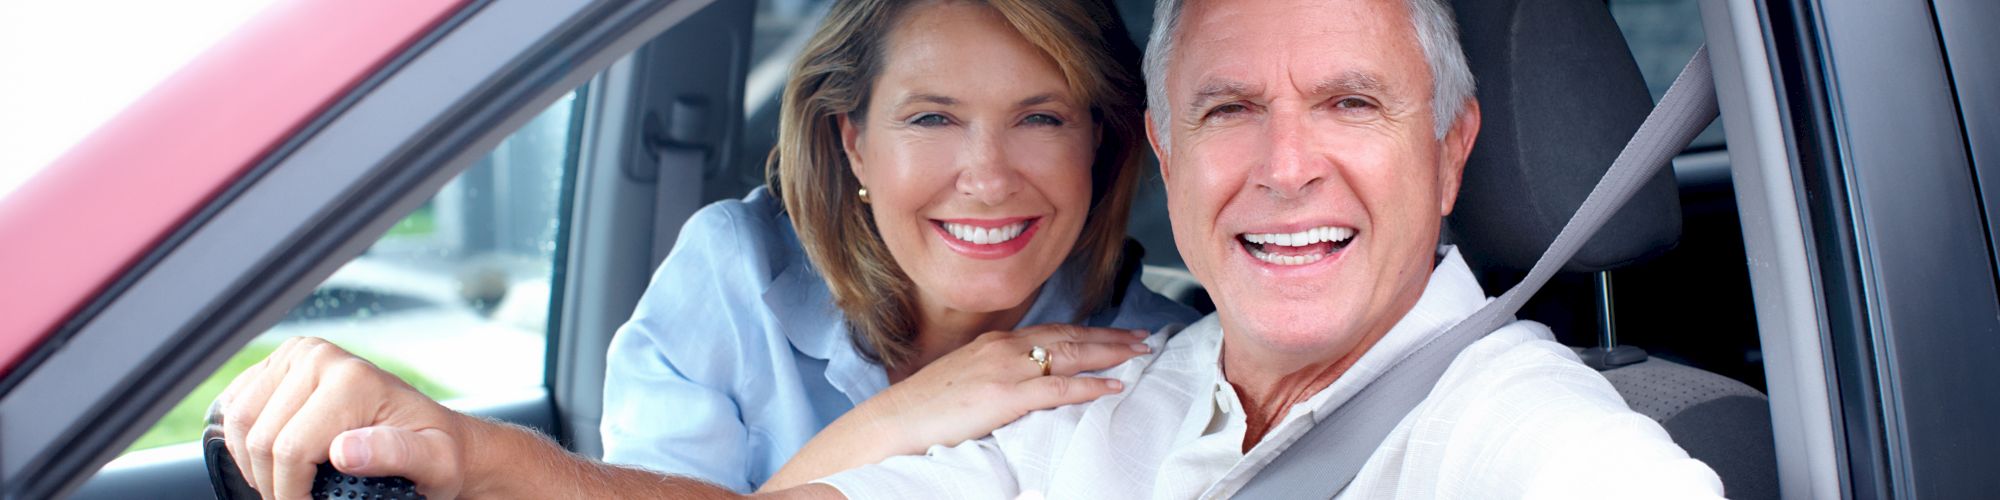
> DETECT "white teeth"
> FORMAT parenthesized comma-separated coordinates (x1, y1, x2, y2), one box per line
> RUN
(1242, 226, 1354, 266)
(943, 221, 1029, 245)
(1241, 226, 1355, 247)
(1248, 246, 1329, 266)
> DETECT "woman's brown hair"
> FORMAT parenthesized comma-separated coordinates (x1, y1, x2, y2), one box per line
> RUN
(767, 0, 1147, 369)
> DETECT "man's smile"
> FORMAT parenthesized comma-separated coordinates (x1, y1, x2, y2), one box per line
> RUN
(1237, 225, 1357, 266)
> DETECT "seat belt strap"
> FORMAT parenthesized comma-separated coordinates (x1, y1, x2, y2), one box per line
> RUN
(1233, 47, 1718, 499)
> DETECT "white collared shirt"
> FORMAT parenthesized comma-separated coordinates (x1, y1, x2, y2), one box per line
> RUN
(816, 247, 1724, 499)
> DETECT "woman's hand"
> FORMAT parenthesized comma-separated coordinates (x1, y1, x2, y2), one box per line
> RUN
(215, 337, 480, 499)
(760, 324, 1154, 491)
(872, 324, 1153, 450)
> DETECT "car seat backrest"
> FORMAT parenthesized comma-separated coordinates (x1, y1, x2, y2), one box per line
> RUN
(1446, 0, 1682, 273)
(1600, 357, 1779, 499)
(1444, 0, 1776, 497)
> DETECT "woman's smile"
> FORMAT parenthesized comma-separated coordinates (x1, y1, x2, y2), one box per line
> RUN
(930, 216, 1042, 259)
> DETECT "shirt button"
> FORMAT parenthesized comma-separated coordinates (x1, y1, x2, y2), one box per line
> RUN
(1214, 387, 1233, 414)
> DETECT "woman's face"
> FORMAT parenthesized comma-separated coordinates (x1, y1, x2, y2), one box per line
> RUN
(841, 1, 1098, 317)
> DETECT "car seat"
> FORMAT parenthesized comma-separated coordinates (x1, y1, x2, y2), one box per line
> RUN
(1445, 0, 1778, 497)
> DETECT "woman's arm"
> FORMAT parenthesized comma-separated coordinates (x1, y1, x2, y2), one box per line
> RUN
(597, 200, 775, 488)
(758, 324, 1151, 491)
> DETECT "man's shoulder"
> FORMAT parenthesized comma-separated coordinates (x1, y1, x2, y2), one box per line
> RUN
(1391, 320, 1723, 497)
(1439, 319, 1611, 405)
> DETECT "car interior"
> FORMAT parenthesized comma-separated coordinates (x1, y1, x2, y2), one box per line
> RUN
(56, 0, 1788, 498)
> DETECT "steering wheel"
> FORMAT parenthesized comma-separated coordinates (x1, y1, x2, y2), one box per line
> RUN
(202, 401, 426, 500)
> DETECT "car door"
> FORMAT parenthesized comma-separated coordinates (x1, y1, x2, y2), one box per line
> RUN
(1706, 0, 2000, 497)
(0, 0, 754, 497)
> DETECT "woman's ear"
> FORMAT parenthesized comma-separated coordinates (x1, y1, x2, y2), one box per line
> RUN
(839, 113, 868, 184)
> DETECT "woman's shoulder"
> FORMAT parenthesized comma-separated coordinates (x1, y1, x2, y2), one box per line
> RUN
(628, 187, 811, 338)
(617, 187, 825, 375)
(1097, 261, 1202, 333)
(669, 186, 801, 279)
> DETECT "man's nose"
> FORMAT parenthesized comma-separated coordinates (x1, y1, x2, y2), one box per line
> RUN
(957, 127, 1023, 206)
(1251, 110, 1329, 200)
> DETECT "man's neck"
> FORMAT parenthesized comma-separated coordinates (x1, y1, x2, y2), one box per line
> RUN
(1220, 324, 1392, 452)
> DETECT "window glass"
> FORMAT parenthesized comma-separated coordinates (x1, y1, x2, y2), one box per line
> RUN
(118, 91, 580, 455)
(1610, 0, 1725, 149)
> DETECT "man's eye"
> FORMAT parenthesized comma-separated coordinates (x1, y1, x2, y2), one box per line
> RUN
(1205, 103, 1249, 120)
(1022, 113, 1065, 127)
(911, 113, 950, 127)
(1334, 97, 1376, 110)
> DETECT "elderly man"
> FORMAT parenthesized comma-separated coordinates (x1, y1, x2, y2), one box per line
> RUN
(220, 0, 1724, 498)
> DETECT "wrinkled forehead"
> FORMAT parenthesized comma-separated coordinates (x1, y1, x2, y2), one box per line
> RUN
(1169, 0, 1429, 104)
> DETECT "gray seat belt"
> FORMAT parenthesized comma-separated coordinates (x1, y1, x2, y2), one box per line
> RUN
(1233, 47, 1718, 498)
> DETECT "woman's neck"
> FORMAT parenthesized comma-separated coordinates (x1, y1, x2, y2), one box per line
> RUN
(886, 289, 1041, 382)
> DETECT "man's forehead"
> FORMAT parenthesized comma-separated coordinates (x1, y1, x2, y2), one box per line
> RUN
(1171, 0, 1424, 95)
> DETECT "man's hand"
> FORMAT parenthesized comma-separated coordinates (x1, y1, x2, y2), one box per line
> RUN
(215, 337, 475, 499)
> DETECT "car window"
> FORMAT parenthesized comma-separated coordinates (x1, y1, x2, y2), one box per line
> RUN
(1609, 0, 1724, 150)
(0, 0, 280, 199)
(117, 91, 581, 456)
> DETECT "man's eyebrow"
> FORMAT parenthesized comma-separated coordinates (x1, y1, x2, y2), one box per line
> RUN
(1310, 71, 1389, 96)
(897, 92, 959, 107)
(1186, 80, 1257, 115)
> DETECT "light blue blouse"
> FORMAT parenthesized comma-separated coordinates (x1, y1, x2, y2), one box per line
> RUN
(599, 187, 1199, 492)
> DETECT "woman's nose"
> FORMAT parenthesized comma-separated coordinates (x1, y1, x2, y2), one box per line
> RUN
(956, 129, 1023, 206)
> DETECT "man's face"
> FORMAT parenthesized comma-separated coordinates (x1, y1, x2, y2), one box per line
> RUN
(1152, 0, 1478, 358)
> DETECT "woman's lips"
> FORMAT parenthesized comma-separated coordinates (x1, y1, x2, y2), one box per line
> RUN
(932, 217, 1040, 259)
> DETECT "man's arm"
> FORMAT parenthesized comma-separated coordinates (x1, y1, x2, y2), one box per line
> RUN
(459, 418, 843, 500)
(215, 336, 846, 500)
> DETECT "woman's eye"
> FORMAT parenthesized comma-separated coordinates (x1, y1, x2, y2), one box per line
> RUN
(911, 113, 950, 127)
(1022, 113, 1065, 127)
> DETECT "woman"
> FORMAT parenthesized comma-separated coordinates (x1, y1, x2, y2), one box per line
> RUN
(598, 0, 1194, 493)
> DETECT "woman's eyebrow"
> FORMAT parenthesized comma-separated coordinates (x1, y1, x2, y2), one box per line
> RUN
(898, 92, 959, 107)
(1015, 92, 1063, 108)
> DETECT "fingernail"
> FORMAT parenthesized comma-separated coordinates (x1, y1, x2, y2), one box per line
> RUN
(1130, 343, 1152, 353)
(1106, 379, 1124, 390)
(335, 430, 371, 470)
(1131, 329, 1150, 338)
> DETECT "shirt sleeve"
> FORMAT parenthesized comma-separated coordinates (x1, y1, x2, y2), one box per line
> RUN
(1412, 325, 1727, 499)
(812, 437, 1020, 500)
(600, 202, 764, 493)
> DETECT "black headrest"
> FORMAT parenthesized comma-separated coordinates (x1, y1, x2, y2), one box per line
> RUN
(1446, 0, 1682, 273)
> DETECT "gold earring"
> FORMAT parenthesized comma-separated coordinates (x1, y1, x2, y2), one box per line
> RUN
(858, 187, 871, 204)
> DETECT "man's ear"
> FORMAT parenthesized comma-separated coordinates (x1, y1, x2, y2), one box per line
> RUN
(1437, 99, 1480, 216)
(1145, 111, 1171, 183)
(839, 113, 868, 184)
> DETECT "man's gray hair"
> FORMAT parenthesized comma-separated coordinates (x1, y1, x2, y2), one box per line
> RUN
(1144, 0, 1476, 145)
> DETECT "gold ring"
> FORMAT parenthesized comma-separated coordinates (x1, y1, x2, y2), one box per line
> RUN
(1028, 345, 1052, 377)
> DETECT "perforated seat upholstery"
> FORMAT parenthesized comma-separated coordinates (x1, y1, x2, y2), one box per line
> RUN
(1596, 357, 1778, 499)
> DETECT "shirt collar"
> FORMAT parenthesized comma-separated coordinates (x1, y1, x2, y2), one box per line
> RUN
(1197, 245, 1489, 427)
(762, 224, 887, 403)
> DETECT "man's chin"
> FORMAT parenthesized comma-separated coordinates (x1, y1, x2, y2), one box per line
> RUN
(1218, 304, 1359, 358)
